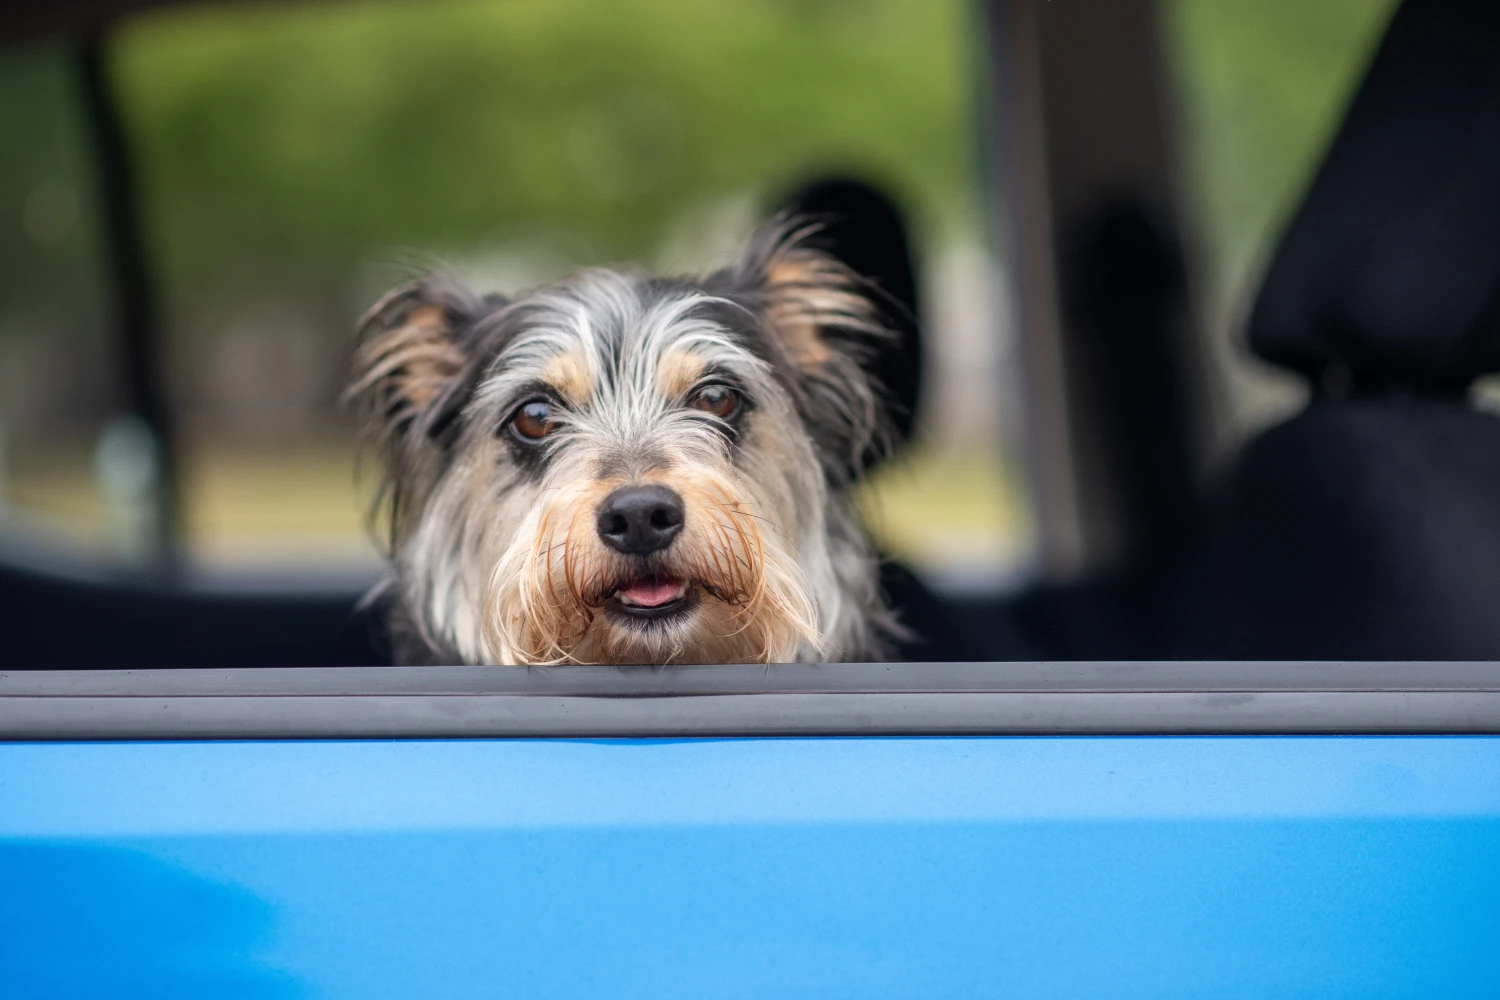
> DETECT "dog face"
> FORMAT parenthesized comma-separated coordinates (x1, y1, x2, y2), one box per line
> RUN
(349, 221, 898, 664)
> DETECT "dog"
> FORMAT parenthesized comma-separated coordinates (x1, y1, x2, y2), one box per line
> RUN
(348, 218, 903, 665)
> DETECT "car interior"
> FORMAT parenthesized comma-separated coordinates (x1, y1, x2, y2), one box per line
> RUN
(4, 0, 1497, 669)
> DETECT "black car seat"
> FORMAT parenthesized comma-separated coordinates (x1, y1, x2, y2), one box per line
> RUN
(0, 551, 384, 668)
(1169, 0, 1500, 659)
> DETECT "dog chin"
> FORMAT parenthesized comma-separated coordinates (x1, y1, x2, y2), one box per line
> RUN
(593, 578, 715, 662)
(576, 579, 767, 665)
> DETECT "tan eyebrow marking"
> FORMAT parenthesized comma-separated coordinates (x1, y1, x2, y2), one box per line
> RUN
(541, 349, 593, 405)
(657, 347, 709, 399)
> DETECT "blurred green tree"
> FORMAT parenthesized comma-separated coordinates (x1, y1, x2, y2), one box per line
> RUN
(111, 0, 977, 318)
(0, 0, 1402, 341)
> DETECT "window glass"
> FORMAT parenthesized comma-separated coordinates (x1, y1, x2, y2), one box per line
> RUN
(99, 0, 1028, 587)
(0, 46, 116, 559)
(1162, 0, 1401, 454)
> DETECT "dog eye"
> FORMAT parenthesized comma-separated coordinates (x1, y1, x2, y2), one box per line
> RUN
(509, 399, 558, 442)
(689, 384, 739, 420)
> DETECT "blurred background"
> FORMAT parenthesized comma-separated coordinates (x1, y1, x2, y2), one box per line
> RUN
(0, 0, 1396, 593)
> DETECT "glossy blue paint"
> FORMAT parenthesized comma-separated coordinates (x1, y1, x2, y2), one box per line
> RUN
(3, 737, 1498, 998)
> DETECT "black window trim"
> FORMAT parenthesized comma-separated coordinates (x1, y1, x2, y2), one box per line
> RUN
(3, 661, 1499, 740)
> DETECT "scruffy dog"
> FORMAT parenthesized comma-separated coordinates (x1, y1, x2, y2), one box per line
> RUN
(348, 219, 901, 665)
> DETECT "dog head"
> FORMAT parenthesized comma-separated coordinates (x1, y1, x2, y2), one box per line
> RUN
(349, 219, 899, 664)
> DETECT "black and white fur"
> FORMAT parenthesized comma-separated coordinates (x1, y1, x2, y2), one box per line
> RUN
(348, 219, 901, 664)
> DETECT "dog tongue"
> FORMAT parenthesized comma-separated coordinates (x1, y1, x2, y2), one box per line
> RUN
(617, 578, 685, 607)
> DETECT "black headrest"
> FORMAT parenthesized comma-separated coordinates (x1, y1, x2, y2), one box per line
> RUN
(1250, 0, 1500, 394)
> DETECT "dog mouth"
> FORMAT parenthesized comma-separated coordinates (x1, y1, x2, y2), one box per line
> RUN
(605, 576, 696, 622)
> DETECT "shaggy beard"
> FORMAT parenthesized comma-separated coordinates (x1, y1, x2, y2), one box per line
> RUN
(479, 471, 820, 665)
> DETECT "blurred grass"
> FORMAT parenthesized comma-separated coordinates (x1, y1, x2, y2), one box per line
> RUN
(5, 435, 373, 565)
(177, 437, 375, 564)
(856, 444, 1029, 581)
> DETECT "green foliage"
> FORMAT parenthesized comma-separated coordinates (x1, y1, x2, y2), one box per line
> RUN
(0, 48, 107, 326)
(0, 0, 1402, 331)
(110, 0, 979, 307)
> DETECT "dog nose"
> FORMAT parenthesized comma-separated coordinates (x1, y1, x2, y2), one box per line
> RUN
(596, 484, 684, 555)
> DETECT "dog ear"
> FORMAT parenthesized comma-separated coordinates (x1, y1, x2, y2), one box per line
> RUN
(732, 219, 894, 483)
(347, 276, 493, 451)
(735, 219, 887, 374)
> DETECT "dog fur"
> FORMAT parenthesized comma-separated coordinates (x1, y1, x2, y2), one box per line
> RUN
(348, 218, 901, 665)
